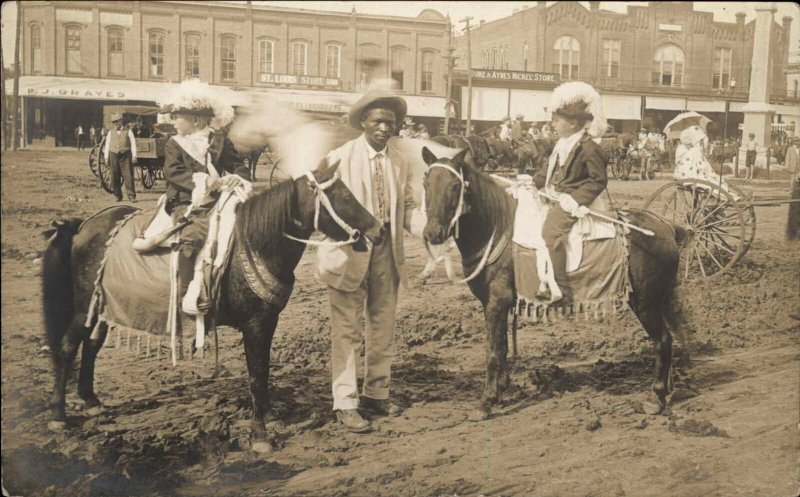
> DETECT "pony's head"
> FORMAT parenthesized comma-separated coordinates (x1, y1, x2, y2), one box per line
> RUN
(294, 157, 384, 251)
(421, 146, 469, 245)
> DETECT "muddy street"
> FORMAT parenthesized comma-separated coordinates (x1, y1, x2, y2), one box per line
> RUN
(2, 149, 798, 497)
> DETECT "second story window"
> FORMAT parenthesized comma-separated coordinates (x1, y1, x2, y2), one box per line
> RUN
(390, 47, 405, 89)
(66, 26, 82, 74)
(602, 39, 620, 79)
(185, 34, 200, 78)
(259, 39, 274, 74)
(421, 51, 434, 92)
(713, 47, 732, 89)
(221, 35, 236, 81)
(552, 36, 579, 80)
(653, 44, 684, 87)
(31, 24, 42, 73)
(291, 41, 307, 76)
(326, 44, 341, 78)
(108, 28, 124, 76)
(149, 32, 165, 77)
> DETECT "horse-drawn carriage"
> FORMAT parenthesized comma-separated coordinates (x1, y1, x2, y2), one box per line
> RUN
(88, 105, 176, 193)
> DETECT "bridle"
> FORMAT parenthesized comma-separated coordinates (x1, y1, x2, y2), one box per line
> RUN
(423, 160, 495, 284)
(283, 170, 363, 247)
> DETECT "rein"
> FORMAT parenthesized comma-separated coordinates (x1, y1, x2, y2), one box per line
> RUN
(283, 170, 362, 247)
(424, 161, 495, 284)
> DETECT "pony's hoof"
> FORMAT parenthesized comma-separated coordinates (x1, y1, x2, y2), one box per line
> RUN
(642, 396, 666, 415)
(251, 441, 274, 455)
(468, 407, 491, 422)
(48, 420, 68, 432)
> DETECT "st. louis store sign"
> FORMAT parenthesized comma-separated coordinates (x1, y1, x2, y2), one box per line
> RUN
(258, 73, 340, 89)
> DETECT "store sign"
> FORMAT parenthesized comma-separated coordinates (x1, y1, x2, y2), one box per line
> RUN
(258, 73, 340, 88)
(26, 87, 126, 99)
(471, 69, 559, 84)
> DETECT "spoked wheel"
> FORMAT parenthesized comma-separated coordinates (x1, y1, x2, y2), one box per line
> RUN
(726, 183, 757, 261)
(643, 179, 746, 280)
(88, 143, 102, 178)
(268, 159, 283, 189)
(141, 165, 156, 190)
(98, 150, 114, 194)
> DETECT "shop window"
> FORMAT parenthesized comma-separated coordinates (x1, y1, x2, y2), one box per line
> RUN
(326, 44, 341, 79)
(108, 28, 124, 76)
(359, 44, 379, 88)
(552, 36, 579, 80)
(653, 44, 684, 87)
(390, 47, 405, 89)
(185, 34, 200, 78)
(65, 25, 82, 74)
(259, 39, 274, 74)
(291, 41, 307, 76)
(421, 50, 434, 92)
(31, 24, 42, 73)
(221, 35, 236, 81)
(602, 39, 620, 79)
(713, 47, 732, 89)
(149, 31, 165, 77)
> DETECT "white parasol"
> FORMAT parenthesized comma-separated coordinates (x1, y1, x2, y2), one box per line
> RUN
(663, 111, 712, 140)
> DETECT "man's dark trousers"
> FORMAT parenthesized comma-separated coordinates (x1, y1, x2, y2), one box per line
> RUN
(109, 151, 136, 201)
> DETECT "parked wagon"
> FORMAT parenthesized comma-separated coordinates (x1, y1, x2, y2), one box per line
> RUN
(643, 179, 798, 280)
(88, 105, 175, 194)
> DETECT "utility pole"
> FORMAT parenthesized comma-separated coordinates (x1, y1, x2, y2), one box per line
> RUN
(1, 24, 6, 150)
(443, 21, 454, 135)
(460, 16, 473, 137)
(12, 0, 22, 151)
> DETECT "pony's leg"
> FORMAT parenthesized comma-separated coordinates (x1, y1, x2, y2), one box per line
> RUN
(77, 323, 109, 409)
(416, 256, 438, 285)
(49, 320, 89, 426)
(473, 291, 514, 420)
(633, 307, 673, 415)
(241, 312, 278, 447)
(443, 251, 456, 282)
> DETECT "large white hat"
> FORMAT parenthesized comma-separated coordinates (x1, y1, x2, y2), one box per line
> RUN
(547, 81, 607, 138)
(158, 79, 235, 129)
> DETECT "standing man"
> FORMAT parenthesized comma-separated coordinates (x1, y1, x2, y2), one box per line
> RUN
(76, 124, 85, 150)
(511, 114, 524, 141)
(89, 125, 97, 147)
(744, 133, 758, 180)
(103, 113, 138, 202)
(317, 89, 416, 433)
(499, 117, 512, 141)
(785, 136, 799, 188)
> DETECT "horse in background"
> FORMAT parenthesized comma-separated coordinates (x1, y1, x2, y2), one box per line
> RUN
(420, 146, 690, 421)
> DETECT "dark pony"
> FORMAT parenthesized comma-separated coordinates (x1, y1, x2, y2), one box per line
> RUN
(420, 147, 690, 420)
(41, 160, 383, 449)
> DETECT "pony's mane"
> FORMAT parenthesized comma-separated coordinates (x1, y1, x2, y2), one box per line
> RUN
(458, 158, 514, 234)
(236, 179, 295, 254)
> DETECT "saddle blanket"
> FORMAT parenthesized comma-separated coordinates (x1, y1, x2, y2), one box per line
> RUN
(513, 235, 630, 321)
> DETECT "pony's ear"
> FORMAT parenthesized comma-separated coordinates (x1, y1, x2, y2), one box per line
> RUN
(326, 158, 341, 175)
(452, 148, 468, 165)
(421, 146, 438, 167)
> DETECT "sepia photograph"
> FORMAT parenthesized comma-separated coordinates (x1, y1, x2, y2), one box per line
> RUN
(1, 1, 799, 496)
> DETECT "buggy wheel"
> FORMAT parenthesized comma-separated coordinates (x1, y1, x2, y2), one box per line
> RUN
(268, 159, 283, 189)
(88, 144, 101, 178)
(141, 165, 156, 190)
(643, 179, 746, 280)
(98, 151, 114, 194)
(726, 183, 757, 260)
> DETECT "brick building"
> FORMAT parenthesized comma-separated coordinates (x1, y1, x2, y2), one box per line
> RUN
(453, 1, 799, 137)
(14, 1, 450, 146)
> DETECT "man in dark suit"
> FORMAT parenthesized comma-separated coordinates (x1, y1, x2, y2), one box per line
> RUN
(533, 82, 608, 303)
(160, 83, 249, 312)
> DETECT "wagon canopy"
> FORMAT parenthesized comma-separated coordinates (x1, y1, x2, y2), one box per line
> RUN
(102, 105, 160, 129)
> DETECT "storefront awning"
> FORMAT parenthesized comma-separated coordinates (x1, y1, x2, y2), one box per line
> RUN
(463, 87, 509, 121)
(509, 89, 551, 122)
(646, 96, 687, 111)
(685, 99, 725, 113)
(603, 94, 642, 120)
(9, 75, 251, 106)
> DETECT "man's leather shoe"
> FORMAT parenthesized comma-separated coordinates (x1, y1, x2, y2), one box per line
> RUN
(335, 409, 371, 433)
(360, 397, 404, 417)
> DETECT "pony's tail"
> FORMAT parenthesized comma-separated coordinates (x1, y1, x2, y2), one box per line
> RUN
(666, 222, 692, 358)
(41, 218, 82, 371)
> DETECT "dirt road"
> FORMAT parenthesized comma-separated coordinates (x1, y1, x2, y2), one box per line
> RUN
(2, 149, 798, 497)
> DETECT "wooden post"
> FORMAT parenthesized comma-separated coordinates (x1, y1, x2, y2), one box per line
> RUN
(443, 21, 454, 136)
(11, 0, 22, 151)
(766, 146, 771, 179)
(460, 17, 473, 137)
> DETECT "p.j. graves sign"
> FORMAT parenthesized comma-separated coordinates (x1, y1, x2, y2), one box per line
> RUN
(471, 69, 559, 84)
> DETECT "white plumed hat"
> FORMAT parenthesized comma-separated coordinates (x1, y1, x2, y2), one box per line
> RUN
(158, 79, 235, 129)
(547, 81, 607, 138)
